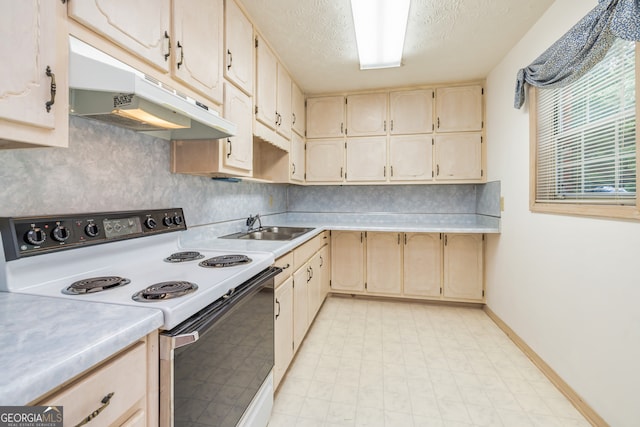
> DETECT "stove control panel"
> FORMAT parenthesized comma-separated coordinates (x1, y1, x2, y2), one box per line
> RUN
(0, 208, 187, 260)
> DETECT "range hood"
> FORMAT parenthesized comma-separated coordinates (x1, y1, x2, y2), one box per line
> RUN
(68, 37, 236, 140)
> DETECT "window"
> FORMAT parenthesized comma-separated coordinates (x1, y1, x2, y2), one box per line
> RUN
(531, 39, 639, 219)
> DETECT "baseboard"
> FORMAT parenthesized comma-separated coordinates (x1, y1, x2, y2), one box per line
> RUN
(483, 306, 609, 427)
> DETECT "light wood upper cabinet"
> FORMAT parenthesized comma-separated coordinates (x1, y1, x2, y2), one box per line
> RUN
(435, 85, 483, 132)
(0, 0, 68, 149)
(290, 132, 305, 183)
(224, 0, 253, 95)
(68, 0, 171, 72)
(435, 133, 482, 180)
(306, 139, 344, 182)
(331, 231, 365, 292)
(389, 135, 433, 181)
(443, 234, 484, 301)
(255, 34, 277, 130)
(346, 93, 387, 137)
(291, 82, 305, 137)
(366, 232, 402, 295)
(172, 0, 223, 104)
(274, 276, 293, 389)
(306, 96, 345, 138)
(390, 89, 434, 135)
(276, 65, 292, 139)
(223, 82, 253, 172)
(404, 233, 441, 297)
(346, 137, 387, 182)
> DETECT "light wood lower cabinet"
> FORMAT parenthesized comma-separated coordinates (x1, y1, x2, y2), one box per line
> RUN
(366, 232, 402, 295)
(34, 332, 158, 427)
(330, 231, 484, 303)
(273, 232, 330, 390)
(274, 276, 293, 389)
(443, 233, 484, 301)
(403, 233, 442, 297)
(331, 231, 365, 292)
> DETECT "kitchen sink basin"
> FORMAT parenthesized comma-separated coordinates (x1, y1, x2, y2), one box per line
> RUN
(221, 226, 315, 241)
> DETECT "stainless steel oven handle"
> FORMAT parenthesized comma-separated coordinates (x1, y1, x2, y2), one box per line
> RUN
(174, 331, 199, 349)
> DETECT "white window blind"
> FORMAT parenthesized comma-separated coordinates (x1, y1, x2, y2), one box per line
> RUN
(536, 39, 636, 205)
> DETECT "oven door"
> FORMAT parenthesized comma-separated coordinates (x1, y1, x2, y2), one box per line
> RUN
(159, 266, 280, 427)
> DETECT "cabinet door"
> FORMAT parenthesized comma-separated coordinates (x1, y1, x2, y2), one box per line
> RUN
(389, 135, 433, 181)
(435, 85, 483, 132)
(319, 245, 331, 301)
(68, 0, 171, 71)
(306, 96, 345, 138)
(366, 232, 402, 295)
(172, 0, 223, 104)
(224, 0, 253, 95)
(274, 277, 294, 389)
(443, 234, 484, 301)
(293, 265, 310, 351)
(307, 252, 323, 322)
(346, 137, 387, 182)
(290, 132, 305, 182)
(0, 1, 68, 148)
(390, 89, 434, 135)
(171, 0, 224, 104)
(223, 83, 253, 171)
(276, 65, 292, 139)
(435, 134, 482, 180)
(404, 233, 441, 297)
(346, 93, 387, 136)
(291, 82, 306, 137)
(306, 139, 345, 182)
(255, 35, 277, 130)
(331, 231, 365, 292)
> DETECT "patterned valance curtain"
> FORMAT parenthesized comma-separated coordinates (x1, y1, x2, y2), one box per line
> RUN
(514, 0, 640, 109)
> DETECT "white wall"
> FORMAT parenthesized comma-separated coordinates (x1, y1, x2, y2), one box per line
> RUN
(485, 1, 640, 426)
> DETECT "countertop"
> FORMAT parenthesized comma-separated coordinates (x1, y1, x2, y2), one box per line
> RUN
(0, 293, 163, 405)
(180, 212, 501, 258)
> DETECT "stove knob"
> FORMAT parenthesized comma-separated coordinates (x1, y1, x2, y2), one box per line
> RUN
(52, 225, 70, 242)
(163, 216, 173, 226)
(25, 228, 47, 245)
(173, 215, 184, 226)
(85, 223, 100, 237)
(145, 217, 157, 229)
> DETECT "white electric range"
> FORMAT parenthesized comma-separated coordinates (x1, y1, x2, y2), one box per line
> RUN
(0, 208, 277, 427)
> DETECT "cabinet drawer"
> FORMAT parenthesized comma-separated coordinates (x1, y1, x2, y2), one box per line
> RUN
(274, 252, 294, 288)
(38, 342, 146, 427)
(293, 232, 327, 270)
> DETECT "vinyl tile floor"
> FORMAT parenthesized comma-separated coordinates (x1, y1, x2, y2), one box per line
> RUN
(269, 296, 591, 427)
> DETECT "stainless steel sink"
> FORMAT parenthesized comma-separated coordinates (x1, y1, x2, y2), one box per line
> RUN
(221, 226, 315, 241)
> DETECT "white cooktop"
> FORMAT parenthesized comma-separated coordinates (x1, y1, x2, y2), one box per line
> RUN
(1, 233, 274, 329)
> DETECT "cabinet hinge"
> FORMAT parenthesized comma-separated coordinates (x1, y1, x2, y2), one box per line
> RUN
(432, 91, 435, 98)
(482, 234, 485, 241)
(432, 123, 434, 131)
(440, 287, 443, 295)
(345, 98, 348, 104)
(304, 172, 307, 180)
(255, 37, 258, 48)
(255, 105, 258, 115)
(345, 172, 347, 179)
(432, 138, 434, 146)
(481, 136, 483, 143)
(365, 282, 367, 290)
(345, 128, 348, 135)
(344, 142, 347, 149)
(482, 290, 485, 297)
(432, 171, 434, 178)
(481, 88, 484, 95)
(305, 100, 307, 108)
(329, 280, 332, 288)
(305, 143, 307, 150)
(481, 169, 484, 177)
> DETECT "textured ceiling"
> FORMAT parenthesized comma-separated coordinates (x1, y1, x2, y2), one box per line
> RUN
(238, 0, 554, 95)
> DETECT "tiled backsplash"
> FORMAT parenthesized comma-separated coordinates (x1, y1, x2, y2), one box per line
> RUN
(0, 117, 499, 226)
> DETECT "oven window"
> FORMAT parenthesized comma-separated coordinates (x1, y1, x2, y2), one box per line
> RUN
(173, 286, 274, 427)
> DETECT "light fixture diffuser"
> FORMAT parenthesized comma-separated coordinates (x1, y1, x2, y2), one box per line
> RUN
(350, 0, 411, 70)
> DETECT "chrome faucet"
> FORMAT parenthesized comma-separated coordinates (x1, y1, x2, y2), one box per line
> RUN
(246, 214, 262, 232)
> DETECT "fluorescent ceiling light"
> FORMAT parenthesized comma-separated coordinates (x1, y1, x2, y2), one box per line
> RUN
(350, 0, 411, 70)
